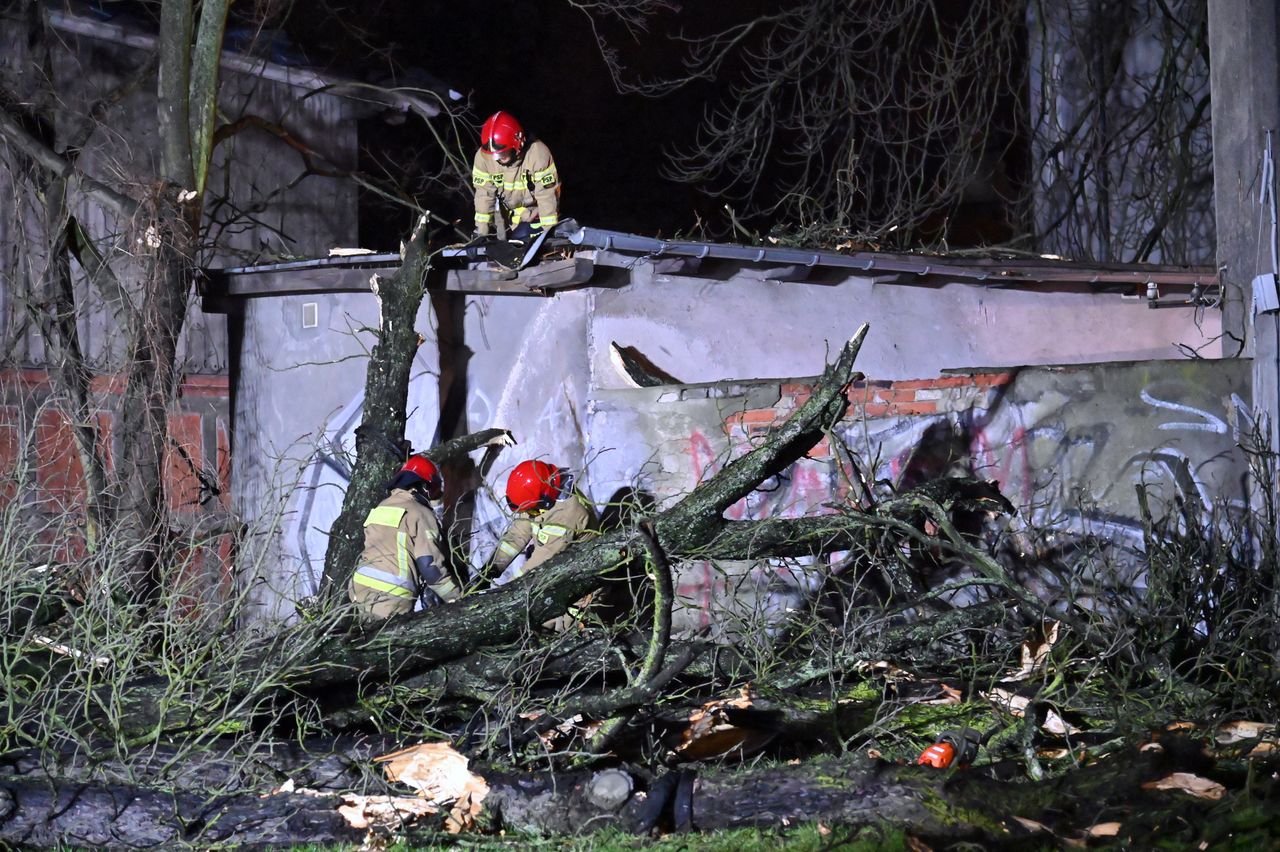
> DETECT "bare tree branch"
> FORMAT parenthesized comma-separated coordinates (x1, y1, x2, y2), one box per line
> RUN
(0, 102, 138, 217)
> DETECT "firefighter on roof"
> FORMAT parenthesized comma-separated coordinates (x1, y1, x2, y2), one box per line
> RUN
(472, 110, 560, 241)
(349, 454, 459, 620)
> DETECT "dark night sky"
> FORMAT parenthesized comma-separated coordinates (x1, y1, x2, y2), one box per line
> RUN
(285, 0, 736, 243)
(82, 1, 1025, 248)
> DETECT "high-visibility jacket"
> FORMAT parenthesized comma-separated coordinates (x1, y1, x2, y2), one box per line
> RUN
(489, 489, 597, 578)
(472, 139, 560, 236)
(349, 489, 456, 618)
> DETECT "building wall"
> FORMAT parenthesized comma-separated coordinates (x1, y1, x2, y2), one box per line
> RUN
(0, 13, 359, 375)
(0, 370, 232, 602)
(588, 264, 1223, 387)
(0, 11, 359, 613)
(235, 258, 1234, 623)
(585, 358, 1251, 636)
(1028, 0, 1214, 266)
(245, 288, 594, 621)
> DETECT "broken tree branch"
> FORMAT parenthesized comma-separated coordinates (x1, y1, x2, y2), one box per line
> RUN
(300, 325, 871, 693)
(0, 103, 139, 217)
(583, 522, 674, 758)
(320, 215, 433, 598)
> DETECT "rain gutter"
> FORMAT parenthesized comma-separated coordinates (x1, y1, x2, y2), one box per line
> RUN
(566, 226, 1216, 288)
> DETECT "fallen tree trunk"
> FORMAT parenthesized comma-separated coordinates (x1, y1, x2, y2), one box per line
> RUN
(473, 735, 1245, 845)
(0, 774, 361, 848)
(104, 325, 873, 735)
(0, 735, 394, 792)
(81, 323, 1044, 752)
(0, 737, 1225, 847)
(300, 324, 871, 689)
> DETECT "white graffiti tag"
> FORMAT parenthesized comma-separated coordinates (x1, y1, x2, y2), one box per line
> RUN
(1140, 387, 1227, 433)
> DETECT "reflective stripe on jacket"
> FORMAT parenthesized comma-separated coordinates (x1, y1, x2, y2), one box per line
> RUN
(489, 489, 598, 578)
(351, 489, 452, 601)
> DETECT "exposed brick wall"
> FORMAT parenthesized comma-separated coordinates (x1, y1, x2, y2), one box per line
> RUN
(727, 371, 1018, 441)
(594, 360, 1249, 640)
(703, 370, 1023, 534)
(0, 405, 24, 505)
(0, 369, 233, 601)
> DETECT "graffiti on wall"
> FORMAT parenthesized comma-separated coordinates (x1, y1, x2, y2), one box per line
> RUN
(280, 297, 591, 601)
(604, 362, 1250, 635)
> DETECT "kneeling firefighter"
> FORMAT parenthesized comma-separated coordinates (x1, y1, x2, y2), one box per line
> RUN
(349, 454, 460, 620)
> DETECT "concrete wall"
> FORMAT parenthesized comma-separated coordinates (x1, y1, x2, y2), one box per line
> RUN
(589, 264, 1222, 386)
(245, 287, 595, 621)
(237, 257, 1235, 623)
(586, 358, 1250, 635)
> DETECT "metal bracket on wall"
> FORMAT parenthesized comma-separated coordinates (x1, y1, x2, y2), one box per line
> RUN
(1254, 273, 1280, 315)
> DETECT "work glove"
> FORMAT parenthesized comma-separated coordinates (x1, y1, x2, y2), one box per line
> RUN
(464, 232, 488, 261)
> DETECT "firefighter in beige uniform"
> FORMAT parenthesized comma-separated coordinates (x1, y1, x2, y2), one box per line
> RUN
(349, 455, 459, 620)
(472, 110, 560, 240)
(486, 460, 597, 604)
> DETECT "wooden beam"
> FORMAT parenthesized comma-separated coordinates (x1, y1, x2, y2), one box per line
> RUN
(445, 258, 596, 295)
(201, 258, 598, 311)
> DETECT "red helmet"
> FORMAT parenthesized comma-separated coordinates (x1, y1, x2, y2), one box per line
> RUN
(481, 110, 525, 164)
(505, 460, 562, 513)
(400, 454, 443, 499)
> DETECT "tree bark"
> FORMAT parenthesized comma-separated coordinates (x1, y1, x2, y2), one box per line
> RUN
(112, 197, 196, 599)
(460, 738, 1225, 843)
(0, 774, 360, 848)
(0, 736, 1241, 847)
(320, 216, 433, 599)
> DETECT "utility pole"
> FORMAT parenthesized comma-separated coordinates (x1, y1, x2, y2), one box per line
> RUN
(1208, 0, 1280, 448)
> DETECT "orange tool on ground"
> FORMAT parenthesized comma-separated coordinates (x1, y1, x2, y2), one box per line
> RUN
(917, 728, 983, 769)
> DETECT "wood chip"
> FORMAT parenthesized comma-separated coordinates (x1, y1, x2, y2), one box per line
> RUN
(374, 742, 489, 832)
(1215, 720, 1275, 744)
(1011, 816, 1051, 834)
(921, 683, 963, 705)
(673, 685, 775, 760)
(337, 794, 439, 830)
(1036, 748, 1071, 760)
(1008, 621, 1060, 681)
(1086, 822, 1122, 837)
(985, 687, 1029, 716)
(1042, 708, 1081, 736)
(983, 688, 1080, 734)
(1141, 773, 1226, 801)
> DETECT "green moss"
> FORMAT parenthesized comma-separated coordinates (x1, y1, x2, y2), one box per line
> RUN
(376, 823, 914, 850)
(892, 701, 986, 730)
(914, 782, 1006, 835)
(288, 823, 918, 851)
(839, 681, 883, 703)
(211, 718, 248, 735)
